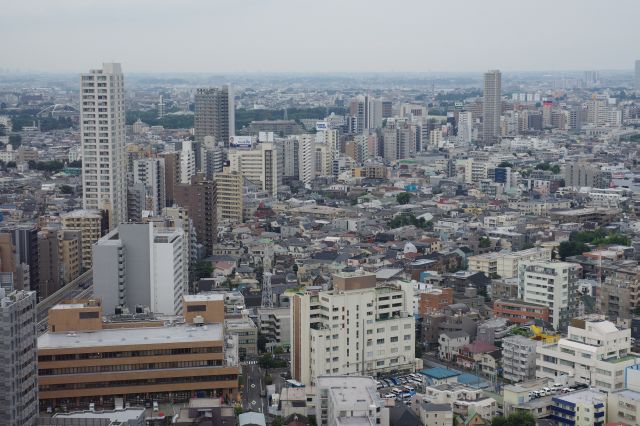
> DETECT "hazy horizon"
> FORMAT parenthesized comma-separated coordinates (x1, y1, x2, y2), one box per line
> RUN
(2, 0, 639, 74)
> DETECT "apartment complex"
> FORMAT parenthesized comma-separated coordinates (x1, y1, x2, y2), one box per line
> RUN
(132, 157, 166, 215)
(518, 261, 581, 331)
(228, 142, 280, 196)
(38, 299, 239, 410)
(315, 376, 389, 426)
(468, 247, 552, 279)
(0, 290, 38, 426)
(482, 69, 502, 145)
(549, 389, 607, 426)
(493, 299, 550, 324)
(174, 173, 217, 255)
(214, 169, 244, 224)
(501, 335, 537, 382)
(194, 86, 235, 146)
(80, 63, 127, 229)
(536, 318, 636, 391)
(57, 229, 83, 283)
(61, 209, 105, 269)
(291, 272, 415, 385)
(93, 222, 185, 315)
(258, 307, 291, 350)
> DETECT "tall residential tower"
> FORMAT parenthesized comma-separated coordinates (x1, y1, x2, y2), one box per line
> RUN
(80, 63, 127, 229)
(194, 86, 235, 146)
(482, 69, 502, 145)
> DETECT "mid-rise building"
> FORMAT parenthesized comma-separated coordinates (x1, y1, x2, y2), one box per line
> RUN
(179, 140, 196, 184)
(38, 228, 61, 298)
(482, 70, 502, 145)
(93, 222, 185, 315)
(174, 173, 217, 255)
(228, 142, 280, 196)
(0, 289, 38, 426)
(501, 335, 537, 383)
(258, 307, 291, 351)
(61, 209, 105, 270)
(38, 299, 239, 410)
(57, 229, 82, 283)
(536, 318, 636, 391)
(493, 299, 550, 324)
(194, 86, 235, 146)
(80, 63, 127, 229)
(133, 157, 166, 215)
(0, 225, 39, 297)
(468, 247, 552, 279)
(292, 273, 415, 385)
(315, 376, 389, 426)
(518, 261, 581, 331)
(549, 389, 606, 426)
(215, 169, 244, 224)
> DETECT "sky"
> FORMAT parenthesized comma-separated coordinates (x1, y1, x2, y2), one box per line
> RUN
(2, 0, 639, 74)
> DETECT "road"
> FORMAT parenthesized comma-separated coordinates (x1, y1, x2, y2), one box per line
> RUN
(36, 270, 93, 334)
(242, 363, 265, 414)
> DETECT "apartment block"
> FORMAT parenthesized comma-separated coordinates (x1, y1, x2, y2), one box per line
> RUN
(38, 299, 239, 411)
(0, 289, 38, 426)
(228, 142, 280, 196)
(292, 272, 415, 385)
(550, 389, 606, 426)
(518, 261, 581, 331)
(174, 173, 217, 255)
(468, 247, 552, 279)
(418, 287, 453, 315)
(536, 319, 636, 391)
(501, 335, 538, 382)
(214, 169, 244, 224)
(93, 222, 185, 315)
(315, 376, 389, 426)
(57, 229, 82, 283)
(61, 209, 105, 269)
(258, 307, 291, 351)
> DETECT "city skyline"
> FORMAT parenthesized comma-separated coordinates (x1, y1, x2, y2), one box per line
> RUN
(2, 0, 639, 73)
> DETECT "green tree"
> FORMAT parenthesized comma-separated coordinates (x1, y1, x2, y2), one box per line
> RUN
(558, 241, 590, 260)
(257, 333, 268, 353)
(479, 236, 491, 248)
(491, 411, 535, 426)
(60, 185, 74, 194)
(497, 161, 513, 168)
(396, 192, 411, 205)
(191, 261, 213, 281)
(271, 416, 284, 426)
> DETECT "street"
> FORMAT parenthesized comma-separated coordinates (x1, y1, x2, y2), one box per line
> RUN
(242, 363, 266, 414)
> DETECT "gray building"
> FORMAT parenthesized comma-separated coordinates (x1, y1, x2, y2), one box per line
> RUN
(0, 289, 38, 426)
(501, 335, 537, 383)
(93, 222, 185, 315)
(636, 59, 640, 91)
(257, 307, 291, 351)
(0, 225, 39, 298)
(194, 86, 235, 147)
(482, 69, 502, 145)
(564, 162, 611, 189)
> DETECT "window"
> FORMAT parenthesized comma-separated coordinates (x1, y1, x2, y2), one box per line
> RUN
(79, 311, 99, 319)
(187, 304, 206, 312)
(404, 334, 412, 341)
(377, 339, 385, 344)
(390, 337, 399, 343)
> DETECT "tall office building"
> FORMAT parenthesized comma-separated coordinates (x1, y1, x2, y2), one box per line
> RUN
(133, 157, 166, 215)
(636, 60, 640, 91)
(174, 173, 217, 255)
(93, 222, 185, 315)
(80, 63, 127, 229)
(482, 69, 502, 145)
(0, 289, 38, 426)
(194, 86, 235, 146)
(291, 272, 415, 386)
(228, 143, 280, 196)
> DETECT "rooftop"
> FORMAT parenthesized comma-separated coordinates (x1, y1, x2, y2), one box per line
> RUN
(420, 367, 460, 380)
(184, 293, 224, 302)
(38, 323, 224, 350)
(553, 389, 606, 405)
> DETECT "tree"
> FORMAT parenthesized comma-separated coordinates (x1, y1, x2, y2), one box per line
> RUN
(60, 185, 74, 195)
(497, 161, 513, 168)
(257, 333, 268, 353)
(265, 373, 273, 386)
(491, 411, 535, 426)
(271, 417, 284, 426)
(396, 192, 411, 205)
(479, 236, 491, 248)
(558, 241, 590, 260)
(191, 261, 213, 281)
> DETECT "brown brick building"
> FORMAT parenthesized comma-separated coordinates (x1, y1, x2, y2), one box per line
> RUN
(418, 288, 454, 315)
(493, 299, 550, 324)
(174, 173, 217, 254)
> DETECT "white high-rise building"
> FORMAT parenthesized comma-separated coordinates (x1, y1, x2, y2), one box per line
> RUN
(179, 140, 196, 184)
(291, 272, 416, 386)
(518, 261, 581, 331)
(482, 69, 502, 145)
(0, 289, 38, 426)
(298, 134, 315, 184)
(80, 63, 127, 229)
(133, 158, 166, 215)
(93, 222, 185, 315)
(458, 111, 473, 143)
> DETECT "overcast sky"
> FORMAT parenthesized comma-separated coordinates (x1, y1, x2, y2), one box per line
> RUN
(2, 0, 638, 74)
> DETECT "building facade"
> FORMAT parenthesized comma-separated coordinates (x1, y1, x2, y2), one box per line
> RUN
(482, 70, 502, 145)
(194, 86, 235, 146)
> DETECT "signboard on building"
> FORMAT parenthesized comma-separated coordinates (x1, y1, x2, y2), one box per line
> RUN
(229, 136, 253, 149)
(315, 122, 328, 131)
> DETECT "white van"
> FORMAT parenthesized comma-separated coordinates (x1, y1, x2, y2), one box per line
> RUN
(391, 387, 403, 395)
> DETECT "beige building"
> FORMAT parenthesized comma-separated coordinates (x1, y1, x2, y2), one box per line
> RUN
(61, 209, 103, 269)
(228, 143, 279, 196)
(214, 169, 244, 224)
(57, 229, 82, 283)
(468, 247, 552, 278)
(292, 272, 416, 385)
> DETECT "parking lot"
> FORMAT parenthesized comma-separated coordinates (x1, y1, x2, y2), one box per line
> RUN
(375, 373, 422, 404)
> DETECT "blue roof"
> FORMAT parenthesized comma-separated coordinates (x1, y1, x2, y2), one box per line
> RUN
(420, 367, 460, 379)
(457, 373, 490, 389)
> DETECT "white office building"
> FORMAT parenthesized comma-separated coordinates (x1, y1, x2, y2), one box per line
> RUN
(536, 318, 636, 391)
(292, 272, 415, 386)
(80, 63, 127, 229)
(133, 158, 166, 214)
(0, 290, 38, 426)
(93, 222, 185, 315)
(179, 140, 196, 184)
(518, 261, 581, 331)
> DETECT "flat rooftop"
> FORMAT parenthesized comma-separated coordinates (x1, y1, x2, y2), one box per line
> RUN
(53, 408, 145, 421)
(184, 293, 224, 302)
(554, 389, 606, 404)
(38, 323, 224, 350)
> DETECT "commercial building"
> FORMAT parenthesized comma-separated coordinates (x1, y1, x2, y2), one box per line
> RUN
(61, 209, 105, 270)
(482, 70, 502, 145)
(0, 224, 39, 296)
(214, 169, 244, 224)
(228, 142, 280, 196)
(132, 157, 166, 215)
(492, 299, 550, 325)
(38, 299, 239, 411)
(225, 316, 258, 361)
(80, 63, 127, 229)
(501, 335, 538, 382)
(518, 261, 581, 331)
(194, 86, 235, 146)
(0, 289, 38, 426)
(315, 376, 389, 426)
(536, 318, 636, 391)
(93, 222, 185, 315)
(291, 272, 416, 385)
(57, 229, 83, 283)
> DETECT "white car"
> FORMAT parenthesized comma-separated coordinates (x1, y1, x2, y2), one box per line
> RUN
(384, 393, 396, 398)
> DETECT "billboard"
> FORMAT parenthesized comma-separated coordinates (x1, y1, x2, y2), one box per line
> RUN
(229, 136, 253, 149)
(315, 121, 328, 131)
